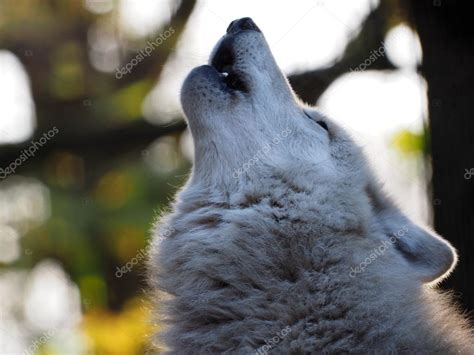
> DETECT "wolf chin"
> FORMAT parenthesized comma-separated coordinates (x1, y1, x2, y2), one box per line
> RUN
(148, 18, 473, 353)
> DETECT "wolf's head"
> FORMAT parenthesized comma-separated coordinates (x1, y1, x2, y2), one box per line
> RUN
(181, 18, 348, 189)
(180, 17, 455, 291)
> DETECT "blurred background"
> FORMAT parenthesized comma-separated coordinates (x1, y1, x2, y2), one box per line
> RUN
(0, 0, 472, 354)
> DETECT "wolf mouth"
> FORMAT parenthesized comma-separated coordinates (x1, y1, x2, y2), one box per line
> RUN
(209, 18, 261, 93)
(211, 38, 248, 92)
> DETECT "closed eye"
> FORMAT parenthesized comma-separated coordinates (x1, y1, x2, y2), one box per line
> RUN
(316, 120, 328, 131)
(304, 112, 329, 132)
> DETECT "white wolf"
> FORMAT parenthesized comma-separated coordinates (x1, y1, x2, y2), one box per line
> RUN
(149, 18, 473, 353)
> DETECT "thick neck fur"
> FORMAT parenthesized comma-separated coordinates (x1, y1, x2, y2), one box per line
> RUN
(149, 173, 473, 354)
(149, 17, 473, 354)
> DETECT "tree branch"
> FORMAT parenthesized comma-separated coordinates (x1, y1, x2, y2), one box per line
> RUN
(0, 119, 187, 170)
(288, 2, 395, 104)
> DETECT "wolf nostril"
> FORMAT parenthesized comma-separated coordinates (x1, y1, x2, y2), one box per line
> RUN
(226, 17, 261, 34)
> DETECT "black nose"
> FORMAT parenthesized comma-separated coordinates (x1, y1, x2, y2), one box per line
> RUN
(226, 17, 261, 34)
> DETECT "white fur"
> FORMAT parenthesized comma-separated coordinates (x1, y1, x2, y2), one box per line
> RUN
(148, 21, 473, 354)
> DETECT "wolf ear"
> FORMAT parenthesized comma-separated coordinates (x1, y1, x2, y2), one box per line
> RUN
(367, 181, 457, 283)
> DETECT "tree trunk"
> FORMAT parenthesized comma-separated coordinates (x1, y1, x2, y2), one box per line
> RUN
(412, 0, 474, 313)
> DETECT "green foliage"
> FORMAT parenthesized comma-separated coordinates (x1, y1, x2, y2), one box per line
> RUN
(391, 125, 429, 156)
